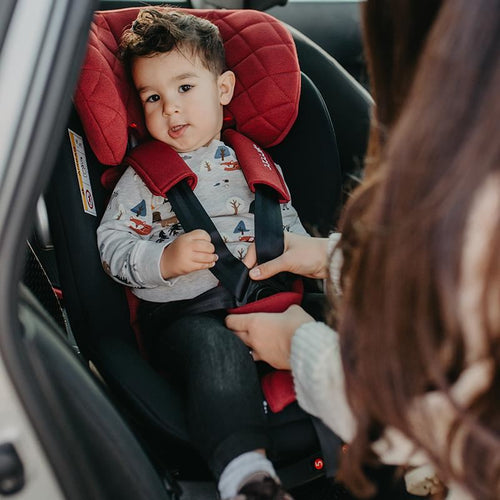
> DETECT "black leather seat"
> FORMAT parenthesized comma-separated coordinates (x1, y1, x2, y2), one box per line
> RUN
(289, 26, 373, 192)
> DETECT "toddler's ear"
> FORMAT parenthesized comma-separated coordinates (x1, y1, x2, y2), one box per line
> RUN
(218, 70, 236, 105)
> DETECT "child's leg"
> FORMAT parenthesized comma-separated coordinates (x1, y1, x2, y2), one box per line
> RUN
(152, 311, 277, 494)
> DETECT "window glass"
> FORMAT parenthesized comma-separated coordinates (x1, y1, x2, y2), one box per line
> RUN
(0, 0, 16, 51)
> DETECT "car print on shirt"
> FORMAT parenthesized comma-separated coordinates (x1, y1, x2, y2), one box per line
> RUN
(221, 160, 240, 171)
(239, 235, 255, 243)
(128, 217, 152, 235)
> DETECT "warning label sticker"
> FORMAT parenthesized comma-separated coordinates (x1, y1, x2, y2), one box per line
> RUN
(68, 129, 96, 216)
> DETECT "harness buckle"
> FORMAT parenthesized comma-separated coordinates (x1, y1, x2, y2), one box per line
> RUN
(234, 272, 295, 307)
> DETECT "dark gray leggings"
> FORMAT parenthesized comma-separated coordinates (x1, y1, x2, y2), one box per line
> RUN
(140, 291, 326, 478)
(146, 310, 269, 478)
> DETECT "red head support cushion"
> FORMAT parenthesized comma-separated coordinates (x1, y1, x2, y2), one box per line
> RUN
(74, 8, 301, 166)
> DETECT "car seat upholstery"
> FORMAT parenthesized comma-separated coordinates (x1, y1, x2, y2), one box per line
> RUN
(287, 25, 373, 191)
(46, 7, 347, 487)
(75, 8, 302, 162)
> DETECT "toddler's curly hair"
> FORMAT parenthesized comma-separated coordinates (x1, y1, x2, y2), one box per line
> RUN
(120, 8, 226, 75)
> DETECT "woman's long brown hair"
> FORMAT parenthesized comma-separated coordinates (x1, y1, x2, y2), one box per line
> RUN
(361, 0, 442, 166)
(336, 0, 500, 497)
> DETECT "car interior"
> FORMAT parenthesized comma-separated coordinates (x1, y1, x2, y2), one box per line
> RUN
(4, 1, 415, 499)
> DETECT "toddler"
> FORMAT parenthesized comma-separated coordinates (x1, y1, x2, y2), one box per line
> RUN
(97, 8, 308, 500)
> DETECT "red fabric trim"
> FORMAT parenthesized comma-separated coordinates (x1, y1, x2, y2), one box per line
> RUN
(226, 289, 302, 315)
(260, 371, 296, 413)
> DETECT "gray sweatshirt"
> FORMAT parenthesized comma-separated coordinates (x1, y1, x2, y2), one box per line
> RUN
(97, 139, 308, 302)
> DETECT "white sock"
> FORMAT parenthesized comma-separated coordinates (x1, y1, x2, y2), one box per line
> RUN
(218, 451, 277, 499)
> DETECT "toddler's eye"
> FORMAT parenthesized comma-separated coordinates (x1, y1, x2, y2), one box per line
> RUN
(179, 84, 192, 93)
(146, 94, 160, 103)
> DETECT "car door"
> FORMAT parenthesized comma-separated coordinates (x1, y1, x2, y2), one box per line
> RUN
(0, 1, 173, 498)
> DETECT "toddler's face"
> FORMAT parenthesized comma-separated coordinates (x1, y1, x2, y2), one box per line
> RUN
(132, 49, 234, 153)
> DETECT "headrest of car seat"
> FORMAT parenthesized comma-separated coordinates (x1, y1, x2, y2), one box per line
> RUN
(75, 8, 301, 166)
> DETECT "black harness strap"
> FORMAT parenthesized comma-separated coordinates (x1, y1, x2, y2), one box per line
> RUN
(254, 184, 284, 265)
(167, 180, 284, 305)
(167, 180, 251, 303)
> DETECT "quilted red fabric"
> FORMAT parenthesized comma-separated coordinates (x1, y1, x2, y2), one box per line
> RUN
(74, 8, 301, 166)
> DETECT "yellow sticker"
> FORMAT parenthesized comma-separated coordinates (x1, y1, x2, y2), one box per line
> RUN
(68, 129, 96, 216)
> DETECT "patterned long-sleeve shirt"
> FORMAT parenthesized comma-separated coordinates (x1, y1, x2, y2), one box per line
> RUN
(97, 139, 308, 303)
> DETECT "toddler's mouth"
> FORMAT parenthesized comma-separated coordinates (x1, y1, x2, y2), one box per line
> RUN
(169, 124, 187, 138)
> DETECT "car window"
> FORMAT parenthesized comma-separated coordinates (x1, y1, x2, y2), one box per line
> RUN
(0, 1, 57, 187)
(0, 0, 15, 51)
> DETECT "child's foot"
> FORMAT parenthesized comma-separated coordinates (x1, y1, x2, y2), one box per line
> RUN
(231, 474, 294, 500)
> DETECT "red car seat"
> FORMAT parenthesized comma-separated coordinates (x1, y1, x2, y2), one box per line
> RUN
(46, 6, 350, 489)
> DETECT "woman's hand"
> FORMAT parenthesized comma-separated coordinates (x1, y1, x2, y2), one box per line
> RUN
(160, 229, 217, 279)
(244, 233, 331, 281)
(225, 305, 314, 370)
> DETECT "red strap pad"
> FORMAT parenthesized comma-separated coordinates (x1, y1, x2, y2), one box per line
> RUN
(223, 129, 290, 203)
(124, 140, 197, 196)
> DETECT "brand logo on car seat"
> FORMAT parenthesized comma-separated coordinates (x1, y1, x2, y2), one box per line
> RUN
(252, 144, 271, 170)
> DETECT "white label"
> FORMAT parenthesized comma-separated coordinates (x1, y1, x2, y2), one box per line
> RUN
(68, 129, 96, 216)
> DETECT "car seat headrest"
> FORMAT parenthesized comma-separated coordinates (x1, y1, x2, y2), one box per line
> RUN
(74, 8, 301, 166)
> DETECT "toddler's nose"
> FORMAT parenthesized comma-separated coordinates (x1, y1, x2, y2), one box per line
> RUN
(163, 101, 178, 116)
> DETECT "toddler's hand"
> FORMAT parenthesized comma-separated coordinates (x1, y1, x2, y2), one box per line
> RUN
(160, 229, 217, 279)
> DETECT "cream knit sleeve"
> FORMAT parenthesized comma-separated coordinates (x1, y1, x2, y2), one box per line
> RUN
(290, 231, 353, 440)
(290, 321, 355, 443)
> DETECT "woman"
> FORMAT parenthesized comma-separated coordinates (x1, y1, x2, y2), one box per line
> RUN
(339, 0, 500, 497)
(227, 0, 500, 497)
